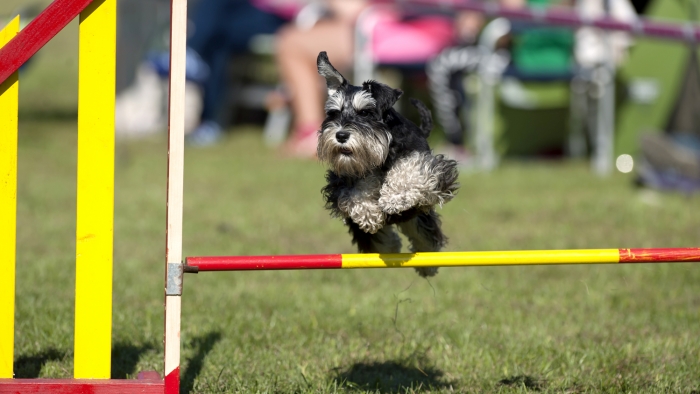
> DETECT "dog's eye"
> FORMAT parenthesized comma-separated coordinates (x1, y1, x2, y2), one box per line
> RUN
(326, 109, 340, 117)
(358, 109, 371, 117)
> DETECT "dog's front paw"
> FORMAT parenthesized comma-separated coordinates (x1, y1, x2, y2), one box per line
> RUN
(348, 204, 386, 234)
(378, 192, 419, 215)
(357, 219, 385, 234)
(340, 199, 386, 234)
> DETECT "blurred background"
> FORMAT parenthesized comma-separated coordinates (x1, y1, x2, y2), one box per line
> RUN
(3, 0, 700, 181)
(2, 0, 700, 391)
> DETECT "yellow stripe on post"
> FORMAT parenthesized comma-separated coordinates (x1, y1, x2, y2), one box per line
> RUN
(341, 249, 621, 269)
(0, 16, 20, 379)
(75, 0, 116, 379)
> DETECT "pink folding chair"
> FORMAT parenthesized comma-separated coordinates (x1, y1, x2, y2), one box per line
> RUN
(354, 5, 456, 84)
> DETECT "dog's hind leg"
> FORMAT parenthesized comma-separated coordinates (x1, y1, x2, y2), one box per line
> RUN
(397, 210, 447, 277)
(347, 221, 402, 253)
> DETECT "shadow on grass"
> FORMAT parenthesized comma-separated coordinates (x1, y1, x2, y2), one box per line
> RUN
(19, 108, 78, 122)
(14, 348, 66, 378)
(181, 331, 222, 394)
(332, 360, 453, 393)
(111, 342, 157, 379)
(499, 375, 545, 391)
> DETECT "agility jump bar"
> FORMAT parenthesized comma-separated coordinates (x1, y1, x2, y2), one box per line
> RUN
(185, 248, 700, 272)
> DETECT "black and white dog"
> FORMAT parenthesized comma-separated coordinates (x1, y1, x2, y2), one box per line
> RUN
(316, 52, 460, 277)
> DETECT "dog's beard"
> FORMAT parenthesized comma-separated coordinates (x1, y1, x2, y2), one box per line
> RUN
(317, 121, 391, 178)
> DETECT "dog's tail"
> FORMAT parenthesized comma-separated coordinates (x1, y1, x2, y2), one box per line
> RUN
(410, 98, 433, 138)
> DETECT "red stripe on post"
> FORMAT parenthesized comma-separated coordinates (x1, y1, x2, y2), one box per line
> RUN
(186, 254, 343, 271)
(165, 367, 179, 394)
(0, 0, 94, 84)
(619, 248, 700, 263)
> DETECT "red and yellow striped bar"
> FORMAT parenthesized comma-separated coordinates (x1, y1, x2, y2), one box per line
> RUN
(185, 248, 700, 272)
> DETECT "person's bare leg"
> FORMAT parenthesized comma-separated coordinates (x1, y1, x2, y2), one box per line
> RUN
(275, 20, 354, 155)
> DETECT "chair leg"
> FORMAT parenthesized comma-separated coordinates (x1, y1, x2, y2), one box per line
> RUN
(353, 7, 375, 85)
(475, 71, 498, 171)
(567, 76, 588, 158)
(592, 64, 615, 176)
(263, 106, 291, 147)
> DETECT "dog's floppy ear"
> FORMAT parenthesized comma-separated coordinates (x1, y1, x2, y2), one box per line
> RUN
(317, 51, 347, 95)
(362, 80, 403, 113)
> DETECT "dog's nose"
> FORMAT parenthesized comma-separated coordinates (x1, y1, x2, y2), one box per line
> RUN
(335, 131, 350, 143)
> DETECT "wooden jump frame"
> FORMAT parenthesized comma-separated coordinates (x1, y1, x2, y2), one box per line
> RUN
(1, 0, 699, 393)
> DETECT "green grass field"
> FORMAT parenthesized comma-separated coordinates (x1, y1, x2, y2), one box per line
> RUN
(12, 120, 700, 393)
(4, 3, 700, 392)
